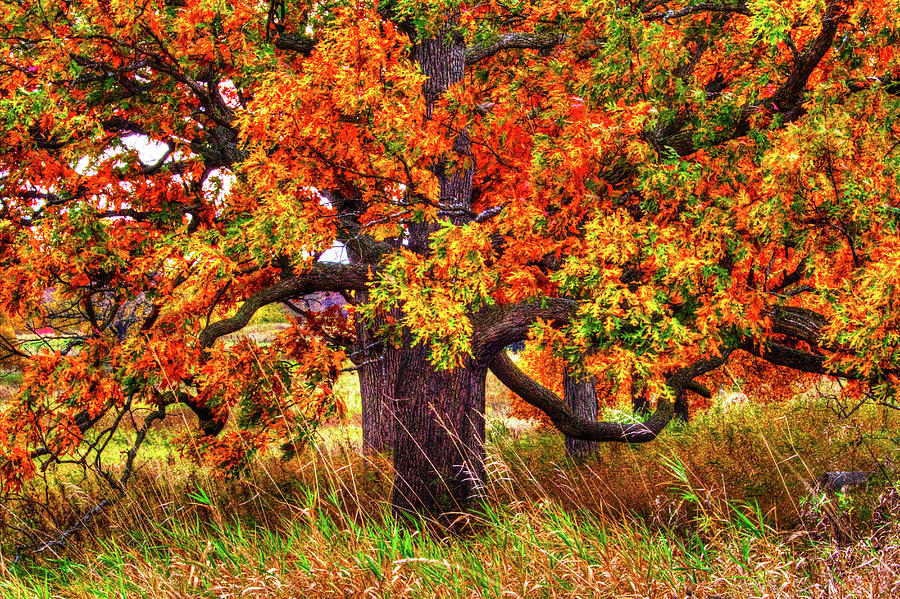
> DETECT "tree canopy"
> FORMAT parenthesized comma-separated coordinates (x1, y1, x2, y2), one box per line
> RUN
(1, 0, 899, 515)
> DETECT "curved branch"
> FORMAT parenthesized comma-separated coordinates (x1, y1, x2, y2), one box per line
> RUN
(471, 298, 577, 361)
(489, 349, 731, 442)
(198, 262, 370, 348)
(644, 3, 750, 22)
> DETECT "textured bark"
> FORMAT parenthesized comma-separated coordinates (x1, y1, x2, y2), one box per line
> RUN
(465, 32, 565, 65)
(354, 290, 399, 453)
(358, 350, 399, 452)
(674, 392, 690, 422)
(388, 16, 488, 517)
(491, 352, 675, 443)
(391, 347, 487, 516)
(470, 299, 576, 360)
(198, 262, 370, 348)
(413, 23, 472, 221)
(563, 365, 599, 457)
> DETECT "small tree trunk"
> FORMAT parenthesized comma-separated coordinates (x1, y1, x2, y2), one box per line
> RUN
(563, 365, 599, 457)
(631, 379, 651, 416)
(674, 391, 690, 422)
(391, 346, 487, 517)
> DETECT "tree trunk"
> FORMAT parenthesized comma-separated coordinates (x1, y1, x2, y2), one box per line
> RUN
(563, 366, 599, 458)
(391, 346, 487, 517)
(387, 15, 481, 517)
(632, 379, 651, 416)
(357, 345, 400, 453)
(353, 289, 398, 453)
(674, 392, 690, 422)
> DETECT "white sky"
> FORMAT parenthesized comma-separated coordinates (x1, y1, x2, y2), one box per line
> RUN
(124, 134, 349, 263)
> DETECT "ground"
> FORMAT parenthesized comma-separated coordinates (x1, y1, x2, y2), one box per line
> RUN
(0, 326, 899, 597)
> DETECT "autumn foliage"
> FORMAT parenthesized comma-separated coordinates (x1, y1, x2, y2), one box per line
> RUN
(1, 0, 899, 513)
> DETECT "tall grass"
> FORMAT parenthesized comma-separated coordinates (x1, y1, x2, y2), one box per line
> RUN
(1, 377, 899, 598)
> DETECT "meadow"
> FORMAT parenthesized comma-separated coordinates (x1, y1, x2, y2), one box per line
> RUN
(0, 355, 898, 599)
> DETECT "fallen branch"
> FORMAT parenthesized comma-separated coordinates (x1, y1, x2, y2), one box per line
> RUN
(14, 499, 111, 563)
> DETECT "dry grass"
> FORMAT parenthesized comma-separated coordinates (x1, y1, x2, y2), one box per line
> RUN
(0, 374, 899, 597)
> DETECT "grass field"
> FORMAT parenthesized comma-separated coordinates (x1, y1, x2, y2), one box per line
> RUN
(0, 368, 899, 597)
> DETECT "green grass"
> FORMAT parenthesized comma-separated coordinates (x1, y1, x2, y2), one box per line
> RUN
(1, 374, 899, 597)
(2, 456, 898, 598)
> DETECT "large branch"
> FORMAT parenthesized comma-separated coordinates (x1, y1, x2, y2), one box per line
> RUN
(489, 350, 731, 442)
(758, 306, 866, 378)
(767, 0, 843, 114)
(643, 3, 750, 22)
(738, 339, 900, 382)
(198, 262, 370, 348)
(744, 307, 900, 381)
(464, 2, 751, 66)
(740, 340, 834, 376)
(273, 32, 317, 55)
(471, 298, 577, 361)
(472, 298, 835, 369)
(769, 305, 828, 347)
(466, 32, 566, 65)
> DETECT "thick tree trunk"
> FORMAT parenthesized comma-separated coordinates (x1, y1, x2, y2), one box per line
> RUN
(357, 345, 400, 453)
(391, 347, 487, 517)
(353, 288, 399, 453)
(388, 17, 482, 517)
(563, 366, 599, 458)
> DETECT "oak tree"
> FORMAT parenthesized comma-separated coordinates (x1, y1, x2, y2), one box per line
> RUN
(1, 0, 899, 517)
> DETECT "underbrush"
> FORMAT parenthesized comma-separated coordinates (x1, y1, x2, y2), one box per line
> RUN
(0, 390, 898, 598)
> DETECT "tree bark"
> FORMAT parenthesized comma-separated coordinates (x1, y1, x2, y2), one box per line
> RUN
(674, 392, 690, 422)
(391, 346, 487, 517)
(354, 291, 399, 453)
(388, 16, 483, 517)
(631, 380, 651, 416)
(563, 364, 599, 457)
(490, 349, 732, 443)
(358, 353, 399, 452)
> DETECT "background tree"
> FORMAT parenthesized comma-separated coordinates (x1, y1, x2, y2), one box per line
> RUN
(1, 0, 899, 517)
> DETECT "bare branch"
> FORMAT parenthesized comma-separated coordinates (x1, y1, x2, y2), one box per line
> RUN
(15, 499, 112, 562)
(119, 403, 168, 487)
